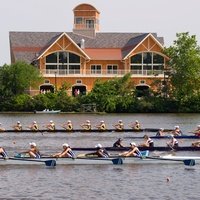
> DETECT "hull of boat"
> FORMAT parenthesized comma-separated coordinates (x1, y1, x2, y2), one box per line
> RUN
(0, 156, 199, 165)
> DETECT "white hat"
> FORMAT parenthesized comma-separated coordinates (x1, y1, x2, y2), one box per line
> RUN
(29, 142, 36, 147)
(86, 120, 90, 123)
(197, 125, 200, 128)
(160, 128, 164, 130)
(135, 120, 139, 123)
(50, 120, 53, 123)
(130, 142, 136, 146)
(95, 144, 102, 148)
(118, 120, 122, 123)
(17, 121, 20, 124)
(100, 120, 104, 123)
(63, 143, 69, 147)
(174, 125, 179, 129)
(33, 121, 37, 124)
(67, 120, 71, 123)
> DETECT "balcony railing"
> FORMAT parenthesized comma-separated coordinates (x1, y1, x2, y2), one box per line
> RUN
(42, 69, 164, 77)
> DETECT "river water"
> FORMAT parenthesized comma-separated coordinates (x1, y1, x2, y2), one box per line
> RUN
(0, 113, 200, 200)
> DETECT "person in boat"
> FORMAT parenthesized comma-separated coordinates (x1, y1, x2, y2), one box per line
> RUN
(113, 120, 124, 131)
(156, 128, 165, 136)
(13, 121, 22, 131)
(62, 120, 73, 131)
(190, 125, 200, 136)
(129, 120, 141, 130)
(52, 143, 75, 158)
(119, 142, 142, 157)
(80, 120, 91, 131)
(191, 140, 200, 147)
(0, 123, 5, 132)
(46, 120, 55, 131)
(28, 121, 39, 131)
(95, 120, 106, 131)
(86, 144, 110, 158)
(113, 138, 124, 147)
(171, 125, 183, 136)
(21, 142, 41, 158)
(0, 147, 8, 159)
(139, 135, 154, 147)
(167, 135, 179, 148)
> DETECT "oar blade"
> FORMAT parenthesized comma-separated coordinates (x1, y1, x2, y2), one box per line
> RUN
(183, 159, 195, 166)
(112, 158, 123, 165)
(45, 160, 56, 167)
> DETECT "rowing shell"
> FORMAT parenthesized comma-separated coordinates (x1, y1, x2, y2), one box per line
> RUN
(69, 146, 200, 152)
(0, 128, 174, 133)
(0, 156, 198, 166)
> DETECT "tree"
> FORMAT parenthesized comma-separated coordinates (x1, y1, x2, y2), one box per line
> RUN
(164, 32, 200, 101)
(0, 61, 43, 97)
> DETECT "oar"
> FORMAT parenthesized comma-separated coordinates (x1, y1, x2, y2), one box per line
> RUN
(8, 157, 56, 167)
(145, 156, 195, 166)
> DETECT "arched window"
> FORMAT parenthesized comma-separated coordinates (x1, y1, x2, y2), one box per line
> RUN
(45, 51, 81, 75)
(130, 52, 164, 75)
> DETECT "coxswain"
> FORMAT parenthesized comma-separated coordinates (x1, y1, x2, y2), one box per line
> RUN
(52, 143, 75, 158)
(13, 121, 22, 131)
(113, 138, 124, 147)
(46, 120, 55, 131)
(156, 128, 165, 136)
(62, 120, 73, 131)
(86, 144, 109, 158)
(119, 142, 141, 157)
(113, 120, 124, 131)
(95, 120, 106, 131)
(129, 120, 141, 130)
(29, 121, 39, 131)
(21, 142, 41, 158)
(167, 135, 179, 148)
(80, 120, 91, 131)
(172, 125, 182, 136)
(139, 135, 154, 147)
(0, 123, 5, 132)
(0, 147, 8, 159)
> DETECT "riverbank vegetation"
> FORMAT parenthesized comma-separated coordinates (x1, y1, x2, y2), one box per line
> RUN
(1, 32, 200, 113)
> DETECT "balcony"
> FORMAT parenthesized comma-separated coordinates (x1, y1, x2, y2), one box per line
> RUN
(42, 69, 164, 77)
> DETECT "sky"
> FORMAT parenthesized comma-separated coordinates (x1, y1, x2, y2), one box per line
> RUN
(1, 0, 200, 66)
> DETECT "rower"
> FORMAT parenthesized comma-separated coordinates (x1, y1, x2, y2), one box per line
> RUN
(113, 138, 124, 147)
(190, 125, 200, 136)
(172, 125, 182, 136)
(21, 142, 41, 158)
(156, 128, 165, 136)
(86, 144, 109, 158)
(139, 135, 154, 147)
(0, 123, 5, 132)
(191, 140, 200, 147)
(13, 121, 22, 131)
(0, 147, 8, 159)
(167, 135, 179, 148)
(95, 120, 106, 131)
(62, 120, 73, 131)
(119, 142, 141, 157)
(52, 143, 75, 158)
(28, 121, 39, 131)
(80, 120, 91, 131)
(46, 120, 55, 131)
(113, 120, 124, 131)
(129, 120, 141, 130)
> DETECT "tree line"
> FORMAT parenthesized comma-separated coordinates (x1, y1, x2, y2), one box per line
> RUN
(1, 32, 200, 113)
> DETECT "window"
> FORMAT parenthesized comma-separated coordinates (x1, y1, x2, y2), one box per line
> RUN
(91, 65, 101, 74)
(45, 51, 81, 74)
(76, 80, 82, 84)
(86, 20, 94, 28)
(107, 65, 118, 74)
(130, 52, 164, 75)
(44, 80, 50, 84)
(75, 17, 82, 24)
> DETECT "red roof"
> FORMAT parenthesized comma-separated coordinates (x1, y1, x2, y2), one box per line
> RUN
(84, 48, 122, 60)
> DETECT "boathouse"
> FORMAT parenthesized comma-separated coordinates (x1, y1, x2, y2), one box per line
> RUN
(9, 3, 169, 96)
